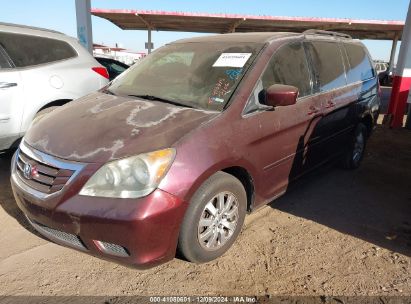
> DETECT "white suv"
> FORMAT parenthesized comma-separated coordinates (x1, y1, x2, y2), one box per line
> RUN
(0, 23, 109, 151)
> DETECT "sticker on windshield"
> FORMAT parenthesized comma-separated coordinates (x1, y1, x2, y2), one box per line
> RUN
(225, 68, 243, 80)
(208, 97, 225, 104)
(212, 78, 231, 97)
(212, 53, 252, 68)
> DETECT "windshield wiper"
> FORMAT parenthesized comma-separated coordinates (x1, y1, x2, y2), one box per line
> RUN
(128, 94, 194, 108)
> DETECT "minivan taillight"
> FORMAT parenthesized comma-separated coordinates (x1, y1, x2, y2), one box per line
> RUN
(92, 67, 109, 79)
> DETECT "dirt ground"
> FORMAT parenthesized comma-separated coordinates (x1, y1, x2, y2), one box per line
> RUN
(0, 124, 410, 298)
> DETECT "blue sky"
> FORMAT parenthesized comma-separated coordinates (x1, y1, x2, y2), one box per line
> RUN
(1, 0, 409, 61)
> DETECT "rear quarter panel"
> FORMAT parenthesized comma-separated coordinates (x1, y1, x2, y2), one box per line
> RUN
(19, 43, 107, 133)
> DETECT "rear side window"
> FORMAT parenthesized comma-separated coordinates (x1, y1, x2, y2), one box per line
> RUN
(110, 62, 128, 74)
(0, 47, 12, 69)
(344, 43, 375, 83)
(261, 42, 312, 98)
(0, 32, 77, 68)
(305, 41, 346, 92)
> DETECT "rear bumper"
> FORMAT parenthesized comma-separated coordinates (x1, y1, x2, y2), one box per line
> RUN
(11, 152, 187, 269)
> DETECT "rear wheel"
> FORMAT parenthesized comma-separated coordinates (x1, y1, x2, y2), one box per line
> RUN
(341, 123, 367, 170)
(178, 172, 247, 263)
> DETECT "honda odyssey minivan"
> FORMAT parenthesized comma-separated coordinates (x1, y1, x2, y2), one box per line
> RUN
(11, 30, 380, 269)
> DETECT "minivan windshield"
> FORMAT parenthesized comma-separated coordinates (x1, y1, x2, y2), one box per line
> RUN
(108, 42, 263, 111)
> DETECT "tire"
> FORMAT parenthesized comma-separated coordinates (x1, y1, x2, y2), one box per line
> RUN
(178, 171, 247, 263)
(341, 123, 368, 170)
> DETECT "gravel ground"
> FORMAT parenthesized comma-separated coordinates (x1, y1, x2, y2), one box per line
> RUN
(0, 125, 410, 298)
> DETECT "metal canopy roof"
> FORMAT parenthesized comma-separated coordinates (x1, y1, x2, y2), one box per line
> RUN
(91, 9, 404, 40)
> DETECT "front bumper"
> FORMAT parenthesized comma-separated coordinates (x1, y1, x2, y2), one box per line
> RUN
(10, 147, 187, 269)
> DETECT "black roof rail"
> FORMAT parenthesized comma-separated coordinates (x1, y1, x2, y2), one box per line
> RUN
(303, 29, 352, 39)
(0, 22, 64, 35)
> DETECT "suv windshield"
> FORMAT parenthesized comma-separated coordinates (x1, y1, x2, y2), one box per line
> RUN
(108, 41, 263, 111)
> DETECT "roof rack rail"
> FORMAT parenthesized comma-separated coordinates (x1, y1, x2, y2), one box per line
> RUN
(0, 22, 64, 35)
(303, 29, 352, 39)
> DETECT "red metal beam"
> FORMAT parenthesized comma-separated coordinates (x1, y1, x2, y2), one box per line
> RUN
(91, 8, 404, 40)
(388, 2, 411, 128)
(91, 8, 403, 25)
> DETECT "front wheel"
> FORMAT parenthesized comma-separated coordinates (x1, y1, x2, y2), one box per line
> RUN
(178, 172, 247, 263)
(341, 123, 368, 170)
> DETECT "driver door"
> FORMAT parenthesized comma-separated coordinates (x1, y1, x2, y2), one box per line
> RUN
(0, 48, 24, 149)
(243, 42, 325, 204)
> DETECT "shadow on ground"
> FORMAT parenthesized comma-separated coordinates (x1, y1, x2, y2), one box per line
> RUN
(271, 126, 411, 257)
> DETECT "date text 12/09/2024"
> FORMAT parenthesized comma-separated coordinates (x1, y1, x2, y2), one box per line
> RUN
(149, 296, 257, 303)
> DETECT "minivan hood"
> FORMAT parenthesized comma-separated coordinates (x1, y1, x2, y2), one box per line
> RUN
(24, 92, 218, 163)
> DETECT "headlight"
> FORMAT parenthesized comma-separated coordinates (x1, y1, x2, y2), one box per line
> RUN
(79, 148, 175, 198)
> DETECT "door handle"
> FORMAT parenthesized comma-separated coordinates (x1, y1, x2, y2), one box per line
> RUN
(0, 82, 17, 89)
(325, 101, 336, 108)
(0, 115, 10, 122)
(307, 106, 320, 115)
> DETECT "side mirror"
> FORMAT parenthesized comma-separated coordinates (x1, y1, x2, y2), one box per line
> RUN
(265, 84, 299, 107)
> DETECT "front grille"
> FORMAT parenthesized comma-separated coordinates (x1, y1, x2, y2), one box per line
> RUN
(16, 150, 74, 194)
(27, 217, 87, 251)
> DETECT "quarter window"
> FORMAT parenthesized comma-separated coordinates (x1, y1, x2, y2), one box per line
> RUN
(305, 41, 346, 92)
(261, 42, 312, 98)
(110, 62, 128, 74)
(0, 47, 12, 69)
(0, 32, 77, 68)
(344, 43, 375, 83)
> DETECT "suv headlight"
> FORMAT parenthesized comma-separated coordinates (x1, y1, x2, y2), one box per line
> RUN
(79, 148, 175, 198)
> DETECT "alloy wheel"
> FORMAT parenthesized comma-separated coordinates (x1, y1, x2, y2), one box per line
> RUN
(197, 191, 239, 250)
(353, 132, 365, 163)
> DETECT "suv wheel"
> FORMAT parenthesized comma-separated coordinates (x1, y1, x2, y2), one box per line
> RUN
(178, 171, 246, 263)
(341, 123, 367, 170)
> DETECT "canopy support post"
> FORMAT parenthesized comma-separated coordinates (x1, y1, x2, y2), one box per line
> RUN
(388, 34, 399, 74)
(388, 1, 411, 128)
(147, 28, 152, 54)
(75, 0, 93, 54)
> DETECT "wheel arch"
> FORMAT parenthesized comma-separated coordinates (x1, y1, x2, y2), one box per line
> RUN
(221, 166, 255, 212)
(360, 113, 374, 138)
(178, 163, 257, 214)
(37, 99, 72, 113)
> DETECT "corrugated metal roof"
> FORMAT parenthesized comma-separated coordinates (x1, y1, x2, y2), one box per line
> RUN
(91, 9, 404, 40)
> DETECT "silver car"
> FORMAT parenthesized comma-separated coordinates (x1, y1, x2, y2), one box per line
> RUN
(0, 23, 109, 151)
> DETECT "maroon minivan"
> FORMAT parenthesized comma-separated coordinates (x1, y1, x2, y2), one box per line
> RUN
(11, 30, 380, 268)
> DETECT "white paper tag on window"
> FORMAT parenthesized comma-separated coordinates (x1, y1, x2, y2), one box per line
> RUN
(212, 53, 252, 68)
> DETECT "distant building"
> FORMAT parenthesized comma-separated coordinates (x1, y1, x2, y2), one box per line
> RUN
(93, 43, 147, 65)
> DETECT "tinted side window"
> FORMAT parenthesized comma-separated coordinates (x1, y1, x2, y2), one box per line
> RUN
(261, 42, 312, 98)
(110, 62, 127, 74)
(0, 47, 12, 69)
(0, 32, 77, 68)
(344, 43, 374, 83)
(306, 41, 346, 92)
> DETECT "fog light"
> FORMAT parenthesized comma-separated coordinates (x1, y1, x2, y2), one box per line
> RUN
(94, 240, 130, 257)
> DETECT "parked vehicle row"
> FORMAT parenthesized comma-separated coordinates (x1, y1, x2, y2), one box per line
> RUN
(379, 64, 396, 86)
(11, 30, 380, 268)
(0, 23, 110, 152)
(94, 57, 129, 81)
(374, 61, 388, 75)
